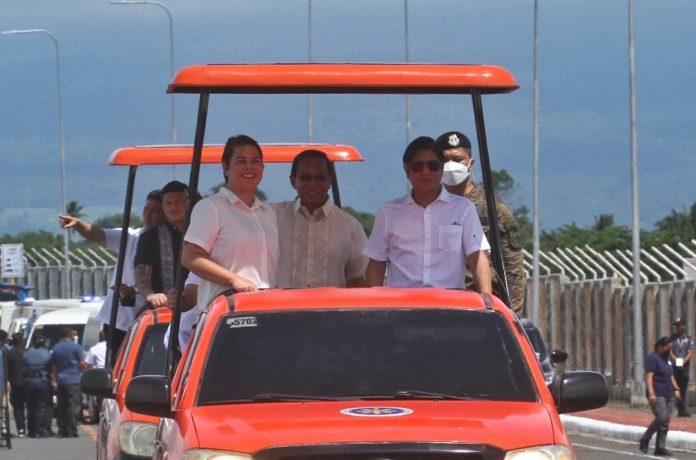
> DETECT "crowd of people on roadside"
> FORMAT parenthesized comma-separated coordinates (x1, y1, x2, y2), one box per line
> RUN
(0, 327, 106, 439)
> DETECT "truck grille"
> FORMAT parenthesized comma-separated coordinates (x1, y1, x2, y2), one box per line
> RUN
(254, 443, 505, 460)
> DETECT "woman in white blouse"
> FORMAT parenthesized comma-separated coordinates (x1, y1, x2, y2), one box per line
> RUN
(182, 135, 279, 309)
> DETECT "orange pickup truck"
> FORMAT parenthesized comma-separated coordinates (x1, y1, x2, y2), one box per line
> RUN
(122, 62, 608, 460)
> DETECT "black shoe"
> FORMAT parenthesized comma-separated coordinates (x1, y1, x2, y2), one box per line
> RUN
(638, 438, 648, 453)
(678, 411, 691, 417)
(654, 448, 673, 456)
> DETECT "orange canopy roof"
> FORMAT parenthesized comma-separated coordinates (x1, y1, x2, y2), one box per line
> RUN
(108, 144, 363, 166)
(167, 63, 518, 95)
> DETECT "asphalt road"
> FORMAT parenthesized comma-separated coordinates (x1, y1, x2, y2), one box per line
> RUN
(570, 432, 696, 459)
(1, 422, 97, 460)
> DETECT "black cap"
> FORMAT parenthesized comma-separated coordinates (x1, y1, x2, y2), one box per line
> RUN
(436, 131, 472, 151)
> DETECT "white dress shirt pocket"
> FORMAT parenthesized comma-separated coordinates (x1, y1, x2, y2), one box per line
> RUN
(439, 225, 463, 251)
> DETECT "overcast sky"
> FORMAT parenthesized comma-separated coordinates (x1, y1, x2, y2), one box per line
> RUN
(1, 0, 695, 235)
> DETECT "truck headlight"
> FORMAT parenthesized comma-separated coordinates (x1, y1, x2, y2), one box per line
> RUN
(505, 444, 574, 460)
(181, 450, 252, 460)
(118, 421, 157, 457)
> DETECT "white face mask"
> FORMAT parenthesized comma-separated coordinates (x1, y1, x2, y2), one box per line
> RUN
(442, 160, 471, 186)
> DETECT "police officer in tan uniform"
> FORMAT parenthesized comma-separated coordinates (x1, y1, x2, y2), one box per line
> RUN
(436, 131, 526, 315)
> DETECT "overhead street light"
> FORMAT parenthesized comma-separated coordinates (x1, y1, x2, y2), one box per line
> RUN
(110, 0, 177, 177)
(2, 28, 71, 297)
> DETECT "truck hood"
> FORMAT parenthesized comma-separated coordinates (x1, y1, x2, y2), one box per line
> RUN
(189, 400, 559, 453)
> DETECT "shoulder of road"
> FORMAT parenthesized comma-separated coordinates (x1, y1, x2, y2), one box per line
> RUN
(562, 400, 696, 452)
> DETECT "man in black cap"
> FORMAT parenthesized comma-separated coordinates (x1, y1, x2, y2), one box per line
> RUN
(135, 180, 190, 308)
(435, 131, 526, 315)
(670, 317, 693, 417)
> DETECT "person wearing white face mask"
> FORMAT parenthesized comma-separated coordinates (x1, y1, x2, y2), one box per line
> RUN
(442, 157, 473, 188)
(436, 131, 526, 315)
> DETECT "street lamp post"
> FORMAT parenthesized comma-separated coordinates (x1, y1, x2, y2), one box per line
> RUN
(307, 0, 313, 142)
(404, 0, 412, 144)
(628, 0, 645, 406)
(2, 28, 71, 297)
(110, 0, 177, 176)
(531, 0, 541, 325)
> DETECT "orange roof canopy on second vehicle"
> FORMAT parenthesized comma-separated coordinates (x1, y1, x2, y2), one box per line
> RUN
(108, 144, 363, 166)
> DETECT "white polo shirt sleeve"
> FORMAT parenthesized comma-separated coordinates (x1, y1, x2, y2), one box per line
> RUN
(363, 205, 390, 262)
(104, 228, 123, 252)
(460, 199, 491, 256)
(184, 199, 219, 252)
(185, 271, 201, 286)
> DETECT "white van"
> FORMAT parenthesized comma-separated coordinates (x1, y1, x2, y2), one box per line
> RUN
(3, 297, 103, 341)
(27, 303, 103, 352)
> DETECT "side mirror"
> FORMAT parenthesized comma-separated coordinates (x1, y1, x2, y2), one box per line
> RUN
(551, 349, 568, 364)
(80, 368, 113, 398)
(125, 375, 173, 418)
(555, 371, 609, 414)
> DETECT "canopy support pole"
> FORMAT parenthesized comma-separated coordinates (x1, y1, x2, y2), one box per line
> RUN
(471, 92, 511, 308)
(106, 165, 137, 369)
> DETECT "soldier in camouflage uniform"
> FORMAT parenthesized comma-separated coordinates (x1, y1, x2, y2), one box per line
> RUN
(436, 131, 526, 315)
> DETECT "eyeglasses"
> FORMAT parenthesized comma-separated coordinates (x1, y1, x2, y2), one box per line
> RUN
(297, 173, 329, 183)
(409, 160, 442, 173)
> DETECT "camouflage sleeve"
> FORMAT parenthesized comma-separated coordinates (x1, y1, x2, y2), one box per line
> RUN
(496, 200, 526, 315)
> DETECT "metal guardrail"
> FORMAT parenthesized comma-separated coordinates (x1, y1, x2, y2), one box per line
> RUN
(6, 242, 695, 294)
(7, 247, 117, 299)
(523, 240, 696, 285)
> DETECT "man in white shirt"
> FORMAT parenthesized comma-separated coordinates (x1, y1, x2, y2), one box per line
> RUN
(59, 190, 163, 357)
(274, 149, 368, 288)
(86, 332, 106, 369)
(364, 136, 493, 293)
(164, 272, 201, 351)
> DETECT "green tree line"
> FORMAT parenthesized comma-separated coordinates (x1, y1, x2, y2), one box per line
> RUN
(2, 175, 694, 253)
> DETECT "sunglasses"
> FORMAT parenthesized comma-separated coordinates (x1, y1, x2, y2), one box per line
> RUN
(409, 160, 442, 173)
(297, 173, 329, 183)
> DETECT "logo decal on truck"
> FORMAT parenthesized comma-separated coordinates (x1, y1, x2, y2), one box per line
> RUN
(340, 407, 413, 417)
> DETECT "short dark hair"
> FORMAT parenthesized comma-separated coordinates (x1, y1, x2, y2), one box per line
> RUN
(32, 333, 45, 347)
(161, 180, 188, 196)
(222, 135, 263, 166)
(290, 149, 335, 178)
(10, 333, 24, 346)
(146, 189, 162, 203)
(654, 336, 672, 350)
(0, 329, 7, 343)
(222, 135, 263, 182)
(402, 136, 444, 164)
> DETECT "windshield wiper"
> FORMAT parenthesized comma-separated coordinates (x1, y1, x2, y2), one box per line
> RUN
(252, 393, 348, 402)
(389, 390, 479, 400)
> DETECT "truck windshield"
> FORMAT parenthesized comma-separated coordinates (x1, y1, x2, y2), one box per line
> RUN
(198, 309, 536, 405)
